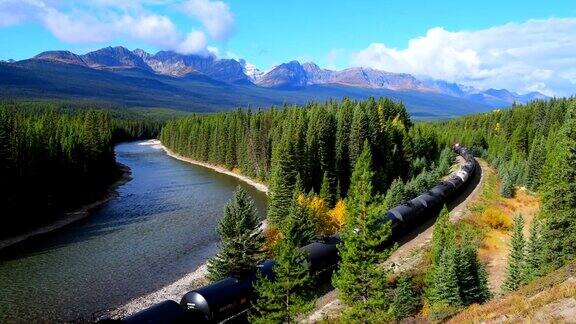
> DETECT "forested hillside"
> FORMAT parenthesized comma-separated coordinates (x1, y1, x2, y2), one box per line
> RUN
(159, 97, 474, 321)
(426, 98, 569, 193)
(418, 97, 576, 320)
(0, 101, 163, 236)
(424, 98, 576, 264)
(161, 96, 576, 322)
(160, 97, 454, 226)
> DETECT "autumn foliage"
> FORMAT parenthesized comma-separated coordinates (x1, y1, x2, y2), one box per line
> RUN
(481, 208, 512, 230)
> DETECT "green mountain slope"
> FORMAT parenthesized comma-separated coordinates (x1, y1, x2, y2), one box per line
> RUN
(0, 60, 493, 118)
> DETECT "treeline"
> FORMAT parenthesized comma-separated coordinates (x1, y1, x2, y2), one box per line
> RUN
(172, 98, 478, 322)
(426, 98, 569, 195)
(206, 144, 483, 322)
(0, 102, 163, 236)
(427, 98, 576, 291)
(161, 97, 450, 227)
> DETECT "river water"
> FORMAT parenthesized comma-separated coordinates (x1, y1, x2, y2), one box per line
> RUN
(0, 140, 268, 322)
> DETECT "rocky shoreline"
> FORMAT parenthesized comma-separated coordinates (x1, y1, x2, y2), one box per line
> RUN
(157, 140, 268, 194)
(113, 140, 269, 318)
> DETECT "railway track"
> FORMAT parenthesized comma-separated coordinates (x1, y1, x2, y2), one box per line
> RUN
(105, 144, 479, 324)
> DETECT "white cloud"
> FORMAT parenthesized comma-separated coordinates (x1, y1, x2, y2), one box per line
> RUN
(42, 8, 114, 43)
(0, 0, 236, 55)
(325, 48, 344, 70)
(206, 46, 220, 56)
(176, 30, 207, 54)
(122, 14, 182, 47)
(179, 0, 234, 40)
(351, 18, 576, 96)
(0, 0, 47, 26)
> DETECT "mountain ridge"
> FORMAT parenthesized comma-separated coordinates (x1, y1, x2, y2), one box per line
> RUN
(29, 46, 548, 108)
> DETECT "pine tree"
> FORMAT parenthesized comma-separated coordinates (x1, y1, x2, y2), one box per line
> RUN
(267, 136, 297, 228)
(332, 141, 394, 322)
(500, 172, 514, 198)
(335, 104, 352, 197)
(392, 275, 420, 320)
(502, 214, 525, 292)
(285, 176, 316, 247)
(456, 238, 492, 305)
(250, 217, 314, 323)
(524, 135, 546, 191)
(383, 178, 406, 209)
(430, 205, 451, 267)
(429, 243, 462, 312)
(207, 187, 265, 281)
(319, 171, 335, 208)
(541, 105, 576, 268)
(523, 219, 543, 284)
(477, 261, 491, 299)
(348, 105, 369, 170)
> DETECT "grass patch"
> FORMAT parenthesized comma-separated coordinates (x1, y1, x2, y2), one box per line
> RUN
(481, 208, 512, 230)
(448, 260, 576, 323)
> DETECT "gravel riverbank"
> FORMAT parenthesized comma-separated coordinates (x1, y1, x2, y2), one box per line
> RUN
(113, 140, 269, 318)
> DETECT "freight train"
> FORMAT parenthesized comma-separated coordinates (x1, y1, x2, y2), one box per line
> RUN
(115, 143, 476, 323)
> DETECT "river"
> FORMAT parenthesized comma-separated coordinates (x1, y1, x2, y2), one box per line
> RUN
(0, 140, 268, 322)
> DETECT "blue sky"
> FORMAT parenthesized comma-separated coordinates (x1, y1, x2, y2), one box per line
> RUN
(1, 0, 575, 95)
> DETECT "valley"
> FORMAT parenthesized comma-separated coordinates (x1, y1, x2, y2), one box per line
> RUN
(0, 46, 547, 119)
(1, 3, 574, 322)
(0, 141, 267, 322)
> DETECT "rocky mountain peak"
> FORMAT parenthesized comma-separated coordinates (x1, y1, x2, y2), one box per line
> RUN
(81, 46, 151, 70)
(26, 46, 549, 107)
(240, 59, 264, 82)
(132, 49, 151, 60)
(34, 51, 87, 66)
(255, 60, 309, 87)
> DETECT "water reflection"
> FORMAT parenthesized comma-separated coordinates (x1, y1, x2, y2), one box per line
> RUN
(0, 140, 267, 322)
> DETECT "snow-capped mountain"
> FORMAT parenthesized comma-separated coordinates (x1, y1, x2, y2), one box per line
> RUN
(27, 46, 549, 108)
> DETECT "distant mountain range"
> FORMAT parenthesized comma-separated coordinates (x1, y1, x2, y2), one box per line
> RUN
(254, 60, 547, 107)
(0, 46, 548, 118)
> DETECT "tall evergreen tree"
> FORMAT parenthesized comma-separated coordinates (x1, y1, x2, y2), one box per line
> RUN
(430, 205, 452, 267)
(319, 170, 336, 208)
(524, 135, 546, 191)
(500, 172, 514, 198)
(285, 175, 316, 247)
(250, 217, 314, 323)
(335, 102, 352, 197)
(429, 242, 462, 309)
(392, 275, 420, 320)
(523, 219, 543, 284)
(207, 187, 265, 281)
(267, 136, 297, 228)
(456, 237, 492, 305)
(502, 214, 525, 292)
(332, 141, 394, 322)
(383, 178, 406, 209)
(541, 105, 576, 268)
(348, 105, 370, 170)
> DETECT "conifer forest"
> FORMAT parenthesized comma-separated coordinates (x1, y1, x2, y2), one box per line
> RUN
(1, 96, 575, 323)
(0, 101, 163, 235)
(1, 3, 574, 323)
(160, 96, 576, 322)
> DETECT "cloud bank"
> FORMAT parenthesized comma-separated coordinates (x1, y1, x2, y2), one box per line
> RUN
(0, 0, 235, 55)
(351, 18, 576, 96)
(179, 0, 234, 40)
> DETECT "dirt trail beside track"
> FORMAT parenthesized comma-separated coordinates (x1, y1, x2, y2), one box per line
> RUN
(304, 158, 488, 323)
